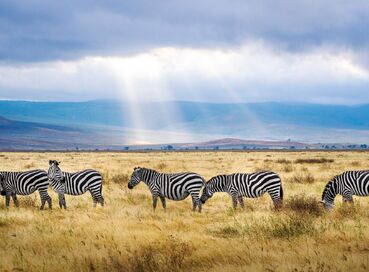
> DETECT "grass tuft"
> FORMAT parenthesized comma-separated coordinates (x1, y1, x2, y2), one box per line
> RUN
(288, 172, 315, 184)
(286, 195, 323, 216)
(295, 158, 334, 164)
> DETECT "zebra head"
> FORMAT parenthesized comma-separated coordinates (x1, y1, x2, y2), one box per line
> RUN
(48, 160, 65, 183)
(200, 184, 213, 204)
(128, 167, 142, 189)
(320, 179, 336, 210)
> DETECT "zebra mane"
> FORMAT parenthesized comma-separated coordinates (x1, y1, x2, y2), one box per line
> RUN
(138, 167, 159, 174)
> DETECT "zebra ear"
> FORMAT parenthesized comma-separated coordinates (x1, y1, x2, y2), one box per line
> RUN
(58, 161, 61, 165)
(134, 167, 140, 171)
(49, 160, 53, 165)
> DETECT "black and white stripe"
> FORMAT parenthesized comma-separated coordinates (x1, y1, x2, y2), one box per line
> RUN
(0, 170, 52, 209)
(48, 160, 104, 209)
(321, 170, 369, 210)
(128, 167, 205, 212)
(201, 171, 283, 209)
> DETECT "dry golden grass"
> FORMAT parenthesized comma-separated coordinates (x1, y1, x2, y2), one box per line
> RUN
(0, 151, 369, 272)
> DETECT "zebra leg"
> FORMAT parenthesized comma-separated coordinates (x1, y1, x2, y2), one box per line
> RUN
(152, 194, 158, 210)
(99, 196, 104, 207)
(273, 199, 283, 209)
(238, 196, 245, 209)
(190, 192, 201, 212)
(47, 195, 52, 210)
(231, 195, 238, 209)
(11, 193, 19, 207)
(89, 186, 104, 207)
(197, 199, 202, 213)
(159, 195, 166, 210)
(38, 190, 50, 210)
(62, 195, 67, 209)
(58, 193, 67, 209)
(5, 192, 11, 207)
(191, 197, 197, 211)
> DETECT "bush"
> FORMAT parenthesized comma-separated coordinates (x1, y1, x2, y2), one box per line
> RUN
(286, 195, 323, 216)
(276, 158, 291, 164)
(267, 214, 316, 239)
(288, 172, 315, 184)
(129, 236, 192, 272)
(283, 163, 294, 173)
(295, 158, 334, 164)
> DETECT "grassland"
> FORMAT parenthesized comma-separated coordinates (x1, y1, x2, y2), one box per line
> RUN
(0, 151, 368, 272)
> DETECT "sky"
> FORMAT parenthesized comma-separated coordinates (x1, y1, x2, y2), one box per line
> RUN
(0, 0, 369, 104)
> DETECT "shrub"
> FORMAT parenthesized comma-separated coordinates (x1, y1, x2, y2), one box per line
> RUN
(19, 195, 37, 207)
(295, 158, 334, 164)
(276, 158, 291, 164)
(286, 195, 323, 216)
(283, 163, 294, 173)
(288, 172, 315, 184)
(267, 214, 316, 239)
(211, 225, 241, 238)
(129, 236, 192, 272)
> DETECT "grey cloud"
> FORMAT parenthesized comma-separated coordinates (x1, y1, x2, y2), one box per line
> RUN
(1, 0, 369, 62)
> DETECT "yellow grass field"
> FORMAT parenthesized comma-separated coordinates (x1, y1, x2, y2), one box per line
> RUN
(0, 151, 368, 272)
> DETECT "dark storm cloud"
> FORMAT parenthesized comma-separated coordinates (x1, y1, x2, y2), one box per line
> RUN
(1, 0, 369, 62)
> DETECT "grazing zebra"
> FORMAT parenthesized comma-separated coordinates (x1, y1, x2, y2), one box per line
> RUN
(48, 160, 104, 208)
(0, 170, 52, 209)
(201, 171, 283, 209)
(127, 167, 205, 212)
(321, 170, 369, 210)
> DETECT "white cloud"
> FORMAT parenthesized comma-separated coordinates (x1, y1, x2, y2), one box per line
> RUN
(0, 42, 368, 103)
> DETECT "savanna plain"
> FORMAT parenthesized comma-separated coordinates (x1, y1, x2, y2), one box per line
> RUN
(0, 151, 368, 272)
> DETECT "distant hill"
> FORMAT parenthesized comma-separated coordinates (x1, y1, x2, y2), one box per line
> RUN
(180, 138, 315, 149)
(0, 115, 122, 150)
(1, 100, 369, 149)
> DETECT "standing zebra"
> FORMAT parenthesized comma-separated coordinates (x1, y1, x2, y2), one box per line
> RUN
(321, 170, 369, 210)
(127, 167, 205, 212)
(0, 170, 52, 209)
(201, 171, 283, 209)
(48, 160, 104, 208)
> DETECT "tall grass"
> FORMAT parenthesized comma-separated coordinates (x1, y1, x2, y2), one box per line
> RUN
(0, 151, 368, 272)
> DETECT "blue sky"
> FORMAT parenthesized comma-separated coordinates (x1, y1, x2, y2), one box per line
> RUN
(0, 0, 368, 104)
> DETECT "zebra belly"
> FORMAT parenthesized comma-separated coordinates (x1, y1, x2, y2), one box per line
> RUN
(164, 191, 190, 201)
(15, 187, 36, 195)
(237, 191, 265, 198)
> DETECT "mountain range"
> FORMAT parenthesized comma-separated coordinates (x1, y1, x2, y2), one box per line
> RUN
(0, 100, 369, 150)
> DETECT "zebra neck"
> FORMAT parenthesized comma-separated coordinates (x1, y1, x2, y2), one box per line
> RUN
(141, 169, 159, 185)
(209, 176, 228, 193)
(323, 182, 338, 204)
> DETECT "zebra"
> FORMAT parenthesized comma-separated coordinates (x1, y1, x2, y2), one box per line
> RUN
(127, 167, 205, 212)
(200, 171, 283, 209)
(321, 170, 369, 210)
(0, 170, 52, 209)
(47, 160, 104, 208)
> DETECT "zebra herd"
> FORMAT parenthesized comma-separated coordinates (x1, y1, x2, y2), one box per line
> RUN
(0, 161, 368, 211)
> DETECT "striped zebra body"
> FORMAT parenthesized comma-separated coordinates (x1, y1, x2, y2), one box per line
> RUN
(201, 171, 283, 209)
(128, 167, 205, 212)
(0, 170, 52, 209)
(48, 160, 104, 208)
(321, 170, 369, 210)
